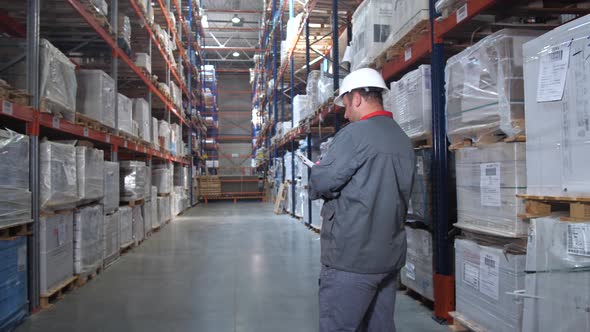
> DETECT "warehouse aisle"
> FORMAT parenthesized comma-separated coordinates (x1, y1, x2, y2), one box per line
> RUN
(17, 203, 446, 332)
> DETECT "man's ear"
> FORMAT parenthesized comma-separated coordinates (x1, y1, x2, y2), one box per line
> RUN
(352, 91, 363, 108)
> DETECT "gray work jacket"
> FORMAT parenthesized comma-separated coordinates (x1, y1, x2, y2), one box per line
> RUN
(310, 113, 415, 274)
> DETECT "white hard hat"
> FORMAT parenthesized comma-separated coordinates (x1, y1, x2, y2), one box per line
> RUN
(334, 68, 388, 107)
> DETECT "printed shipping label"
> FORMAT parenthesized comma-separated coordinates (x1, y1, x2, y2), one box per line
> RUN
(479, 251, 500, 300)
(567, 224, 590, 257)
(537, 44, 570, 102)
(463, 262, 479, 290)
(456, 4, 468, 23)
(481, 163, 501, 207)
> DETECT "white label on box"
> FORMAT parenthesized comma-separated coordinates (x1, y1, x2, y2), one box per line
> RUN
(57, 221, 66, 246)
(416, 156, 424, 176)
(567, 224, 590, 257)
(2, 100, 13, 115)
(405, 262, 416, 281)
(480, 163, 501, 207)
(456, 4, 468, 23)
(52, 116, 60, 129)
(463, 262, 479, 290)
(404, 48, 412, 62)
(479, 251, 500, 300)
(17, 245, 26, 272)
(83, 127, 89, 137)
(537, 44, 570, 102)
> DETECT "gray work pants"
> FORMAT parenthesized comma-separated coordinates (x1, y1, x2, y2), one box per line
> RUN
(319, 265, 398, 332)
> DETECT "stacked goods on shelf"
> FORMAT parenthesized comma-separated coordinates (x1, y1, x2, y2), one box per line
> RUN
(118, 16, 132, 52)
(76, 70, 116, 128)
(152, 117, 159, 149)
(406, 149, 432, 226)
(40, 140, 78, 211)
(197, 176, 221, 198)
(522, 215, 590, 331)
(157, 195, 171, 224)
(172, 187, 187, 216)
(159, 120, 171, 151)
(350, 0, 395, 70)
(173, 164, 187, 189)
(73, 205, 103, 276)
(75, 146, 105, 204)
(103, 161, 119, 214)
(119, 161, 146, 202)
(135, 53, 151, 74)
(119, 206, 133, 248)
(445, 29, 541, 145)
(401, 226, 433, 301)
(39, 39, 77, 121)
(40, 211, 74, 295)
(138, 0, 154, 25)
(389, 65, 432, 139)
(0, 129, 31, 228)
(434, 0, 465, 16)
(0, 236, 27, 330)
(522, 15, 590, 197)
(132, 205, 144, 244)
(117, 93, 135, 137)
(141, 198, 152, 234)
(455, 237, 526, 332)
(132, 98, 151, 143)
(143, 165, 152, 200)
(153, 165, 172, 195)
(381, 0, 429, 55)
(292, 95, 308, 125)
(170, 123, 180, 156)
(306, 71, 321, 114)
(150, 186, 159, 229)
(103, 211, 120, 267)
(170, 82, 182, 109)
(454, 142, 528, 237)
(89, 0, 108, 16)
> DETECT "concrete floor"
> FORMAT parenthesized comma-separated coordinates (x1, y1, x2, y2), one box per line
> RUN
(17, 202, 447, 332)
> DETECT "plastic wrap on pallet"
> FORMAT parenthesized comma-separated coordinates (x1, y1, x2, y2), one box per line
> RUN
(132, 205, 144, 243)
(119, 161, 146, 201)
(434, 0, 465, 15)
(382, 0, 429, 54)
(523, 15, 590, 197)
(103, 161, 120, 214)
(306, 71, 321, 114)
(293, 95, 308, 126)
(0, 236, 27, 331)
(40, 211, 74, 295)
(143, 165, 152, 200)
(74, 204, 103, 275)
(103, 211, 119, 265)
(158, 120, 171, 151)
(40, 39, 77, 121)
(170, 123, 180, 156)
(157, 196, 171, 224)
(89, 0, 108, 16)
(0, 130, 31, 227)
(76, 146, 104, 203)
(150, 186, 158, 229)
(152, 166, 171, 194)
(40, 141, 78, 210)
(317, 72, 335, 106)
(135, 53, 151, 74)
(152, 117, 159, 150)
(132, 98, 151, 143)
(350, 0, 395, 70)
(141, 201, 151, 236)
(295, 182, 304, 218)
(522, 215, 590, 332)
(118, 16, 131, 48)
(455, 238, 526, 332)
(119, 206, 133, 247)
(445, 29, 541, 143)
(173, 164, 186, 188)
(454, 142, 527, 237)
(408, 149, 432, 225)
(172, 186, 186, 216)
(391, 65, 432, 139)
(117, 93, 133, 136)
(76, 70, 115, 128)
(401, 227, 433, 301)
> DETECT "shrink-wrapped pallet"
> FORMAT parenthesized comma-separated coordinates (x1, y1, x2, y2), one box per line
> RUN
(141, 201, 152, 235)
(74, 204, 103, 275)
(132, 98, 151, 143)
(159, 120, 171, 151)
(445, 29, 540, 143)
(152, 166, 172, 194)
(119, 161, 146, 201)
(523, 15, 590, 197)
(401, 227, 433, 301)
(117, 93, 133, 136)
(76, 146, 104, 203)
(157, 196, 171, 224)
(40, 211, 74, 295)
(382, 0, 429, 55)
(90, 0, 108, 16)
(293, 95, 308, 125)
(391, 65, 432, 139)
(103, 161, 120, 214)
(76, 70, 115, 128)
(118, 16, 132, 48)
(103, 211, 120, 266)
(152, 117, 159, 150)
(0, 236, 27, 331)
(40, 141, 78, 210)
(40, 39, 77, 121)
(132, 205, 144, 243)
(170, 123, 180, 156)
(350, 0, 395, 70)
(522, 215, 590, 332)
(454, 142, 527, 237)
(150, 186, 158, 229)
(306, 70, 321, 114)
(119, 206, 133, 247)
(134, 53, 151, 74)
(455, 238, 526, 332)
(0, 129, 31, 227)
(144, 165, 152, 200)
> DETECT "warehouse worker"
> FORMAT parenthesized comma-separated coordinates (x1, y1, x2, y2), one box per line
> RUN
(309, 68, 415, 332)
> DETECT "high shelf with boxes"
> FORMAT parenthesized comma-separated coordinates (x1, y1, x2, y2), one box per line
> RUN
(252, 0, 590, 327)
(0, 0, 203, 321)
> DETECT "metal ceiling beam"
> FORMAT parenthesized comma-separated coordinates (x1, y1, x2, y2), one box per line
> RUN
(203, 47, 262, 52)
(204, 27, 263, 32)
(203, 9, 263, 14)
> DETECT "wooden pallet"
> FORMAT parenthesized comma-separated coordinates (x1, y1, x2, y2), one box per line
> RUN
(516, 194, 590, 221)
(274, 183, 288, 214)
(0, 84, 30, 105)
(307, 224, 321, 234)
(40, 98, 75, 122)
(372, 20, 430, 70)
(120, 198, 145, 207)
(80, 0, 114, 35)
(151, 224, 162, 232)
(448, 311, 488, 332)
(118, 131, 141, 144)
(120, 241, 136, 255)
(75, 266, 102, 288)
(400, 284, 434, 309)
(203, 195, 266, 204)
(75, 112, 115, 134)
(0, 221, 32, 239)
(40, 276, 78, 309)
(412, 133, 433, 149)
(198, 176, 222, 197)
(449, 132, 526, 151)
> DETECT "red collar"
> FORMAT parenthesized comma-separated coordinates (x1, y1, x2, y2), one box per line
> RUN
(360, 111, 393, 121)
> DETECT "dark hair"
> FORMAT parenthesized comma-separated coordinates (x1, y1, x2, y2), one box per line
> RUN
(350, 87, 383, 106)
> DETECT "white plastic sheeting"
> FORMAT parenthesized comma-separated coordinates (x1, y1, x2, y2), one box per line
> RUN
(119, 206, 133, 247)
(40, 39, 77, 121)
(0, 129, 31, 227)
(74, 204, 103, 275)
(103, 211, 120, 266)
(40, 211, 74, 295)
(40, 141, 78, 210)
(120, 161, 146, 201)
(76, 146, 104, 203)
(103, 161, 119, 214)
(76, 70, 115, 128)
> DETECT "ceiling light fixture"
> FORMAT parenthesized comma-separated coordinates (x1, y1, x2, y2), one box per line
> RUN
(231, 14, 241, 24)
(232, 52, 240, 57)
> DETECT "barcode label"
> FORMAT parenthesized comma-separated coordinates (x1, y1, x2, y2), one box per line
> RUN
(463, 262, 479, 289)
(550, 49, 563, 61)
(2, 100, 13, 115)
(479, 251, 500, 300)
(485, 166, 497, 177)
(567, 224, 590, 257)
(52, 116, 60, 129)
(404, 48, 412, 62)
(456, 4, 468, 23)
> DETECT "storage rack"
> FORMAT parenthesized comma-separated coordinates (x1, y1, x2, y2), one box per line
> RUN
(251, 0, 590, 321)
(202, 64, 219, 175)
(0, 0, 206, 311)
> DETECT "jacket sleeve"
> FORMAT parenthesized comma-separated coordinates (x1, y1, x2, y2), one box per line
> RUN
(310, 129, 362, 196)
